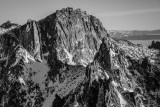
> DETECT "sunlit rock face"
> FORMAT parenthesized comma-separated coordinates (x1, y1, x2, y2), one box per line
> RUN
(0, 7, 160, 107)
(39, 7, 107, 66)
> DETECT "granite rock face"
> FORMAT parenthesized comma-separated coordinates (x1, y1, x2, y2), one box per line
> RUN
(38, 7, 107, 66)
(0, 7, 160, 107)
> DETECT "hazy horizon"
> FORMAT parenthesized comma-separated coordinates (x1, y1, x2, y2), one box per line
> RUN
(0, 0, 160, 30)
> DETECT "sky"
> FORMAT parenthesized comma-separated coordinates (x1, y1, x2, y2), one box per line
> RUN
(0, 0, 160, 30)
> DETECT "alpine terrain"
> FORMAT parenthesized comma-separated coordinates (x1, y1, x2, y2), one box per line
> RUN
(0, 7, 160, 107)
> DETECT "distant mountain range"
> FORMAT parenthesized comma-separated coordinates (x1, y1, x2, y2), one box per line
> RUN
(108, 29, 160, 40)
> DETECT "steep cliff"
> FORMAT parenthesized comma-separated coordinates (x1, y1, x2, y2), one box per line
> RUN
(0, 7, 160, 107)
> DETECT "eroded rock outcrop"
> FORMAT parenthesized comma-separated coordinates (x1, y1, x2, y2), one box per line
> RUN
(0, 20, 19, 35)
(0, 7, 160, 107)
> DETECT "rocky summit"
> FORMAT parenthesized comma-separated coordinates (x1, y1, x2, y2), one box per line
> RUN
(0, 20, 19, 35)
(0, 7, 160, 107)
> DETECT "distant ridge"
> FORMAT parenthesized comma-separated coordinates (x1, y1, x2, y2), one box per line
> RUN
(109, 29, 160, 40)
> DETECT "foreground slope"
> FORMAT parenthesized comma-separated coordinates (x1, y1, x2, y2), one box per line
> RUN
(0, 7, 160, 107)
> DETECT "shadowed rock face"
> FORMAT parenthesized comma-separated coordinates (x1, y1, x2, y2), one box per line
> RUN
(0, 7, 160, 107)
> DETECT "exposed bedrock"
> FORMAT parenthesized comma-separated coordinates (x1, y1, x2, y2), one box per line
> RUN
(0, 7, 160, 107)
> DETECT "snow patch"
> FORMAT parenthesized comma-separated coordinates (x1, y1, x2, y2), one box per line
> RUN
(112, 81, 118, 87)
(24, 50, 36, 63)
(115, 88, 127, 107)
(110, 48, 116, 57)
(114, 62, 120, 68)
(80, 59, 88, 67)
(150, 59, 155, 63)
(63, 48, 76, 65)
(19, 77, 26, 85)
(17, 48, 35, 63)
(104, 72, 110, 79)
(112, 80, 127, 107)
(123, 87, 134, 92)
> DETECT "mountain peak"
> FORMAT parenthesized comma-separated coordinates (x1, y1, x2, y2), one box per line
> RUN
(0, 20, 19, 29)
(0, 7, 160, 107)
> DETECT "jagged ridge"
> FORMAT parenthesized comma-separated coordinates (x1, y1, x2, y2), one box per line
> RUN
(0, 7, 160, 107)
